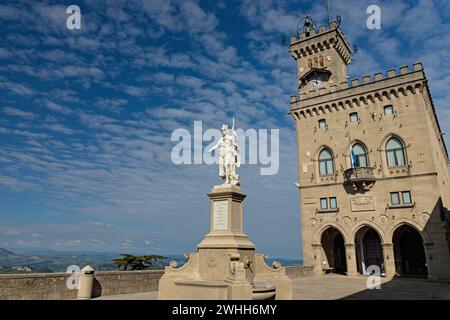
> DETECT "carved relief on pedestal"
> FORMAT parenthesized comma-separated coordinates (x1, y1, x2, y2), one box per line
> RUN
(208, 257, 217, 269)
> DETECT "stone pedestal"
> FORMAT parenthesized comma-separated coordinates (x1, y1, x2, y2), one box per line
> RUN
(198, 184, 255, 250)
(158, 184, 292, 300)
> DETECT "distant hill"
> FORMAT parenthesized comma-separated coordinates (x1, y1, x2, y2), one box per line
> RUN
(0, 248, 15, 257)
(266, 257, 302, 266)
(0, 249, 118, 273)
(0, 248, 302, 274)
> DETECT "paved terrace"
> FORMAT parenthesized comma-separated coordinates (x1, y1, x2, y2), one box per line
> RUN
(95, 274, 450, 300)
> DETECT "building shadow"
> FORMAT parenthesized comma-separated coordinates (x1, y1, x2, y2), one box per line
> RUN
(91, 278, 102, 298)
(339, 275, 450, 300)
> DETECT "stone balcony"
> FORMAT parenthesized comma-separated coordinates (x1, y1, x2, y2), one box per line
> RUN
(343, 167, 376, 192)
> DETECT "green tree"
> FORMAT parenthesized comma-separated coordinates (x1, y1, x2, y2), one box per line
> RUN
(112, 254, 165, 270)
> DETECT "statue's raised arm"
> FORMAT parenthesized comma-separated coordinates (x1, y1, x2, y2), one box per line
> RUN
(207, 140, 220, 153)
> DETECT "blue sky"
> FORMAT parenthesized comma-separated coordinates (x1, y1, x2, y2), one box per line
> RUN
(0, 0, 449, 259)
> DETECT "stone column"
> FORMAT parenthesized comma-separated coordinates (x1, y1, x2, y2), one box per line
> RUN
(311, 243, 324, 275)
(344, 243, 358, 276)
(381, 243, 396, 278)
(423, 242, 434, 280)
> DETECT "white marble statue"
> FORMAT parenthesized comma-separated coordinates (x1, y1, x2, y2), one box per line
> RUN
(208, 118, 241, 185)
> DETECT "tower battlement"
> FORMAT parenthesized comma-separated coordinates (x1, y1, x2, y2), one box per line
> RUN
(289, 20, 352, 94)
(290, 62, 425, 104)
(289, 21, 352, 65)
(289, 21, 349, 46)
(348, 62, 423, 88)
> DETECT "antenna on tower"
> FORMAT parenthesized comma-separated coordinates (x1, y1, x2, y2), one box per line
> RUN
(350, 44, 359, 62)
(281, 33, 287, 46)
(326, 0, 331, 24)
(336, 15, 342, 27)
(327, 0, 342, 27)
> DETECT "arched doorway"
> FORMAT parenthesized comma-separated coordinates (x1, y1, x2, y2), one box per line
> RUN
(320, 227, 347, 274)
(393, 225, 428, 277)
(355, 226, 385, 275)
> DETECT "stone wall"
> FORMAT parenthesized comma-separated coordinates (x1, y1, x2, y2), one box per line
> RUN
(0, 269, 164, 300)
(0, 266, 313, 300)
(285, 265, 315, 278)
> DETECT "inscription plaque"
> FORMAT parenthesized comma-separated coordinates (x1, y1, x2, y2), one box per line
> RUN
(350, 196, 375, 212)
(213, 201, 228, 230)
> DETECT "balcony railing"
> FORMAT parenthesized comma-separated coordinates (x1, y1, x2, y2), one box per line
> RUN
(343, 167, 376, 191)
(344, 167, 375, 181)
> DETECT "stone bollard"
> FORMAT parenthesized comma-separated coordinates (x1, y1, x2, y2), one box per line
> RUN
(77, 265, 95, 300)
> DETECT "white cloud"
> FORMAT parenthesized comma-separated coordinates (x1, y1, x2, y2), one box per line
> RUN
(121, 240, 133, 248)
(122, 85, 150, 97)
(0, 48, 12, 59)
(0, 81, 33, 96)
(16, 240, 42, 247)
(43, 101, 73, 115)
(54, 239, 82, 247)
(4, 228, 21, 236)
(82, 221, 113, 229)
(176, 75, 204, 89)
(95, 98, 128, 112)
(44, 123, 77, 135)
(31, 233, 45, 238)
(2, 107, 35, 119)
(141, 0, 218, 35)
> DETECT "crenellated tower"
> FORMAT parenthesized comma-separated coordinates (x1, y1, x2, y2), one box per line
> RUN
(290, 18, 352, 93)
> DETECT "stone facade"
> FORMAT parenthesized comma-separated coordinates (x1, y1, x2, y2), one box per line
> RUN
(289, 21, 450, 280)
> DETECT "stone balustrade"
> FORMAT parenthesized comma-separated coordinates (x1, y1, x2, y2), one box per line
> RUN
(0, 266, 313, 300)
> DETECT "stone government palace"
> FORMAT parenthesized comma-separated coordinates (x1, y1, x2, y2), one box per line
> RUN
(289, 19, 450, 280)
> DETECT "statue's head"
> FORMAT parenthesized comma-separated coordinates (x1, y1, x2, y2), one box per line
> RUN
(221, 124, 228, 136)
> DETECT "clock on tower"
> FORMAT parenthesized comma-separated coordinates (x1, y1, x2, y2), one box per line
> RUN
(300, 68, 332, 90)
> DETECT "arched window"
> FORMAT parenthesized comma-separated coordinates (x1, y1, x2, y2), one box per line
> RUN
(386, 137, 406, 167)
(313, 57, 318, 68)
(352, 143, 368, 167)
(319, 56, 325, 68)
(319, 148, 334, 175)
